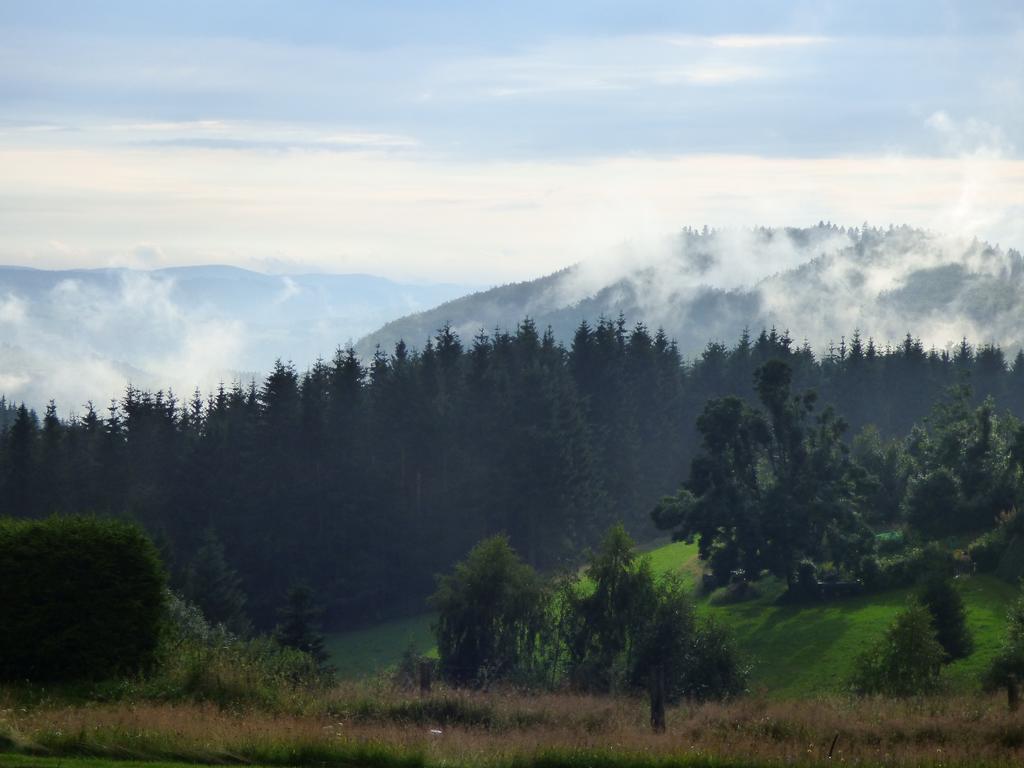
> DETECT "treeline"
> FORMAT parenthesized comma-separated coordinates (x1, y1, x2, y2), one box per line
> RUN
(3, 318, 1024, 628)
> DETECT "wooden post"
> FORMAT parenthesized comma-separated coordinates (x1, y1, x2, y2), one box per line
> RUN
(1009, 675, 1019, 712)
(650, 664, 666, 733)
(828, 733, 839, 759)
(419, 660, 432, 695)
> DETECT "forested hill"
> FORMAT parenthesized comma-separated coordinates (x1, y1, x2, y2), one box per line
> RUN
(5, 318, 1024, 632)
(357, 224, 1024, 358)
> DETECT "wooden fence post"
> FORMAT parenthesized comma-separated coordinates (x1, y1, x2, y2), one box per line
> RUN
(650, 664, 666, 733)
(419, 660, 432, 695)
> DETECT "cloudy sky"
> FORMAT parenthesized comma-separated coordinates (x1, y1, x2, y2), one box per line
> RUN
(1, 0, 1022, 283)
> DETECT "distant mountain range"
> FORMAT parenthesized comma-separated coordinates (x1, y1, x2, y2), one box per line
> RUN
(4, 225, 1021, 412)
(0, 265, 472, 411)
(357, 225, 1024, 359)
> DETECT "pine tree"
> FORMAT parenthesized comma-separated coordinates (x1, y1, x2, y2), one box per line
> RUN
(274, 584, 330, 669)
(184, 528, 251, 635)
(918, 575, 973, 661)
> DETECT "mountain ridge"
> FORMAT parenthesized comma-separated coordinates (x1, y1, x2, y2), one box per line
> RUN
(356, 224, 1024, 358)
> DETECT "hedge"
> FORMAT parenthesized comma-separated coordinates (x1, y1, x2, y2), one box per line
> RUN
(0, 516, 166, 681)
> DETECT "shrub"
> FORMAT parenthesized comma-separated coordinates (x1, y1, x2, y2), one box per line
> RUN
(918, 576, 973, 661)
(0, 515, 166, 682)
(789, 559, 820, 601)
(997, 536, 1024, 584)
(985, 593, 1024, 691)
(683, 616, 749, 700)
(875, 530, 906, 556)
(857, 555, 882, 590)
(969, 527, 1007, 572)
(850, 602, 945, 696)
(628, 574, 747, 702)
(143, 591, 326, 708)
(869, 543, 955, 592)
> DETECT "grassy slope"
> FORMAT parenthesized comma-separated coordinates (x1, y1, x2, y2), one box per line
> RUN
(326, 539, 1017, 696)
(324, 613, 436, 678)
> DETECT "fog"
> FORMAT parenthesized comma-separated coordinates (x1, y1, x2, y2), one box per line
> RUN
(358, 223, 1024, 365)
(0, 268, 470, 414)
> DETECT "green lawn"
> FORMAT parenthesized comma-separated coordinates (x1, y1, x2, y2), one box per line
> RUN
(325, 538, 1018, 696)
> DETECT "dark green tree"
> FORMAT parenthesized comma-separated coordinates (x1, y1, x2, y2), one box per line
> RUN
(918, 575, 973, 661)
(629, 572, 747, 701)
(654, 361, 869, 586)
(904, 468, 964, 538)
(274, 584, 330, 670)
(185, 528, 251, 636)
(565, 524, 657, 691)
(430, 535, 548, 685)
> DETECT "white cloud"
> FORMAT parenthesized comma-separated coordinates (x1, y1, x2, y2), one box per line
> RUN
(664, 35, 831, 49)
(1, 143, 1021, 285)
(926, 110, 1014, 156)
(708, 35, 830, 49)
(0, 294, 28, 325)
(275, 276, 301, 304)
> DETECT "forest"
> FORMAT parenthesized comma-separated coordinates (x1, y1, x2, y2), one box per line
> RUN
(3, 317, 1024, 632)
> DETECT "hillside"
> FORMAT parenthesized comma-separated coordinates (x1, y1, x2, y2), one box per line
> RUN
(357, 225, 1024, 359)
(326, 538, 1017, 697)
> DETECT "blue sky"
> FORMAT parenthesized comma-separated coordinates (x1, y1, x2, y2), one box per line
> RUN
(0, 1, 1021, 281)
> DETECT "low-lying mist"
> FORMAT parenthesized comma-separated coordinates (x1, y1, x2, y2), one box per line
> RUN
(3, 223, 1022, 414)
(359, 223, 1024, 362)
(0, 267, 470, 413)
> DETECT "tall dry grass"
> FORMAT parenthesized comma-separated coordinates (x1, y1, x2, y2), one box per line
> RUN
(3, 685, 1024, 766)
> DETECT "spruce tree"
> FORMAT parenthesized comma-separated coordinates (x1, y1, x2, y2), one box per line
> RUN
(274, 584, 330, 669)
(184, 528, 251, 635)
(918, 575, 974, 661)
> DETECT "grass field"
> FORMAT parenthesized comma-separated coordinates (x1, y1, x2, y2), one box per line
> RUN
(326, 538, 1018, 696)
(324, 613, 437, 678)
(5, 692, 1024, 767)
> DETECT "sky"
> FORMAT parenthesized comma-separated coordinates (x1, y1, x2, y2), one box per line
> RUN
(1, 0, 1022, 284)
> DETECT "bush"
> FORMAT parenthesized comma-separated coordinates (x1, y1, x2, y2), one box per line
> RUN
(142, 592, 326, 708)
(875, 530, 906, 556)
(794, 559, 820, 599)
(969, 527, 1007, 572)
(869, 543, 955, 592)
(850, 602, 945, 696)
(857, 555, 883, 590)
(997, 536, 1024, 584)
(683, 616, 749, 700)
(629, 575, 748, 702)
(0, 515, 166, 682)
(986, 593, 1024, 691)
(918, 576, 973, 661)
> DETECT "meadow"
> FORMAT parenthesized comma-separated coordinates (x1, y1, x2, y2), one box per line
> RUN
(5, 688, 1024, 767)
(327, 538, 1017, 697)
(3, 539, 1019, 768)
